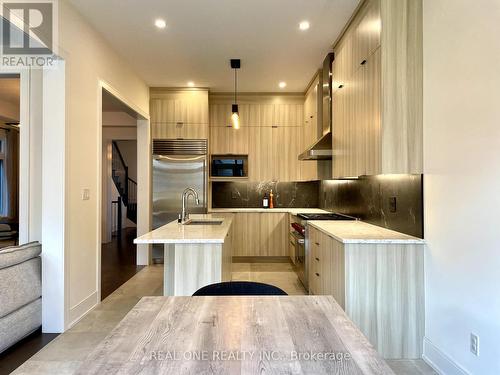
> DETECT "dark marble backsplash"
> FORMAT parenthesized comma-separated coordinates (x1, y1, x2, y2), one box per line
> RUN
(212, 175, 423, 238)
(319, 175, 424, 238)
(212, 181, 320, 209)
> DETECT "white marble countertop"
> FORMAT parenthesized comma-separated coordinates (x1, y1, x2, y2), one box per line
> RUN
(134, 214, 233, 244)
(209, 208, 329, 214)
(308, 220, 425, 244)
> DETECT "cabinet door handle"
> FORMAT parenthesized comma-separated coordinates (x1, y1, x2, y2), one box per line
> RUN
(315, 257, 320, 261)
(315, 242, 320, 246)
(360, 59, 367, 65)
(315, 273, 320, 277)
(338, 84, 344, 89)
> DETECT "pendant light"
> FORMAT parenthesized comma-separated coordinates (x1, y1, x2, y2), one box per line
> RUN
(230, 59, 240, 129)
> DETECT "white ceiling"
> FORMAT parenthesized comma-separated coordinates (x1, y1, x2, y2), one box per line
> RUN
(68, 0, 359, 92)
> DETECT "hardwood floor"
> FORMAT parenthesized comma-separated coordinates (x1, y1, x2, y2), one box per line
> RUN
(101, 227, 145, 300)
(0, 328, 58, 375)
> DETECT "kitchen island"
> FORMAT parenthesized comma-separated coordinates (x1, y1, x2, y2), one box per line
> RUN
(307, 221, 425, 359)
(134, 214, 233, 296)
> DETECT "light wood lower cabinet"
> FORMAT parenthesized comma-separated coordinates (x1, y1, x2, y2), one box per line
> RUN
(307, 225, 424, 359)
(231, 212, 287, 257)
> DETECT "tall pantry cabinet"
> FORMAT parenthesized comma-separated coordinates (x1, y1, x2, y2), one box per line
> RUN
(332, 0, 423, 178)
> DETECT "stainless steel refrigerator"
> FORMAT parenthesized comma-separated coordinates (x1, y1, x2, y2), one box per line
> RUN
(152, 139, 208, 260)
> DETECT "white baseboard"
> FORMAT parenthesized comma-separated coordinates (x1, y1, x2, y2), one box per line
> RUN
(68, 291, 98, 329)
(423, 337, 469, 375)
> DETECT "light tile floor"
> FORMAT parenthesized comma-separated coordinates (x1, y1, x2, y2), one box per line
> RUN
(13, 263, 437, 375)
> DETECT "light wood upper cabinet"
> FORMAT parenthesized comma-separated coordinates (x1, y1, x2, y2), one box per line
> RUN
(332, 0, 422, 177)
(300, 77, 320, 181)
(353, 0, 381, 68)
(151, 89, 209, 139)
(274, 104, 304, 127)
(272, 126, 302, 182)
(209, 126, 228, 155)
(155, 122, 209, 140)
(380, 0, 423, 173)
(210, 102, 303, 128)
(151, 90, 208, 124)
(259, 104, 275, 126)
(239, 104, 261, 126)
(209, 94, 305, 182)
(209, 103, 232, 127)
(209, 126, 249, 155)
(248, 126, 273, 181)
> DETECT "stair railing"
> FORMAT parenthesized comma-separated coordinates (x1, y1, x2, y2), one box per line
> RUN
(111, 141, 129, 205)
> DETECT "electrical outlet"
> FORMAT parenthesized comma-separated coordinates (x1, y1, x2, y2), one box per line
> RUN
(470, 333, 479, 356)
(389, 196, 397, 213)
(82, 188, 90, 201)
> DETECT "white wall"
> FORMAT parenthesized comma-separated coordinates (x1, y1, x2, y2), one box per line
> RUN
(423, 0, 500, 374)
(56, 0, 149, 329)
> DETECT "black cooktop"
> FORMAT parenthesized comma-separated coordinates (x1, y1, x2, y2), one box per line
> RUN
(297, 213, 357, 221)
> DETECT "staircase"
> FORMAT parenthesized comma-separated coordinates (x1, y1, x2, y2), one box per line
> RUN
(112, 141, 137, 226)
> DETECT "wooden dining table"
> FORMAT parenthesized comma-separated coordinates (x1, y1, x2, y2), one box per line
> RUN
(76, 296, 394, 374)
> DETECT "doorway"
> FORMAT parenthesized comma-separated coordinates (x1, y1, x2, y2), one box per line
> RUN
(100, 89, 144, 300)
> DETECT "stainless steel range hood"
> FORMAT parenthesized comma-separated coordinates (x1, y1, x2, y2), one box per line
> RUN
(299, 53, 334, 161)
(298, 132, 332, 160)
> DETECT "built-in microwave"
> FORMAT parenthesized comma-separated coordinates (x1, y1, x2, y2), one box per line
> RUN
(210, 155, 248, 178)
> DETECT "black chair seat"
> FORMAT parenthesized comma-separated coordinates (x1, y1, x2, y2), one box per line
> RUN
(193, 281, 287, 296)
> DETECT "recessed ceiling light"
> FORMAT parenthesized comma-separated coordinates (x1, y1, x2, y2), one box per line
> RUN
(279, 81, 287, 89)
(187, 81, 195, 87)
(155, 19, 167, 29)
(299, 21, 310, 31)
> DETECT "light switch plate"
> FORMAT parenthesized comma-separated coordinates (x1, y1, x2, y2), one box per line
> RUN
(470, 333, 479, 356)
(82, 188, 90, 201)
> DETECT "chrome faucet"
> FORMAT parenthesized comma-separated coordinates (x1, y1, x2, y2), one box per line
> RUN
(181, 187, 200, 223)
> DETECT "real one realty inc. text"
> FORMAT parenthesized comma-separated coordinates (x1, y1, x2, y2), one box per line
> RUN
(146, 350, 352, 362)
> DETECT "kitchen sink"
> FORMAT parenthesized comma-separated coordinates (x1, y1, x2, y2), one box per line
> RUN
(184, 220, 223, 226)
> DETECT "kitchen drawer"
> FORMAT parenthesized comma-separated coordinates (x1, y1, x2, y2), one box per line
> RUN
(308, 227, 322, 295)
